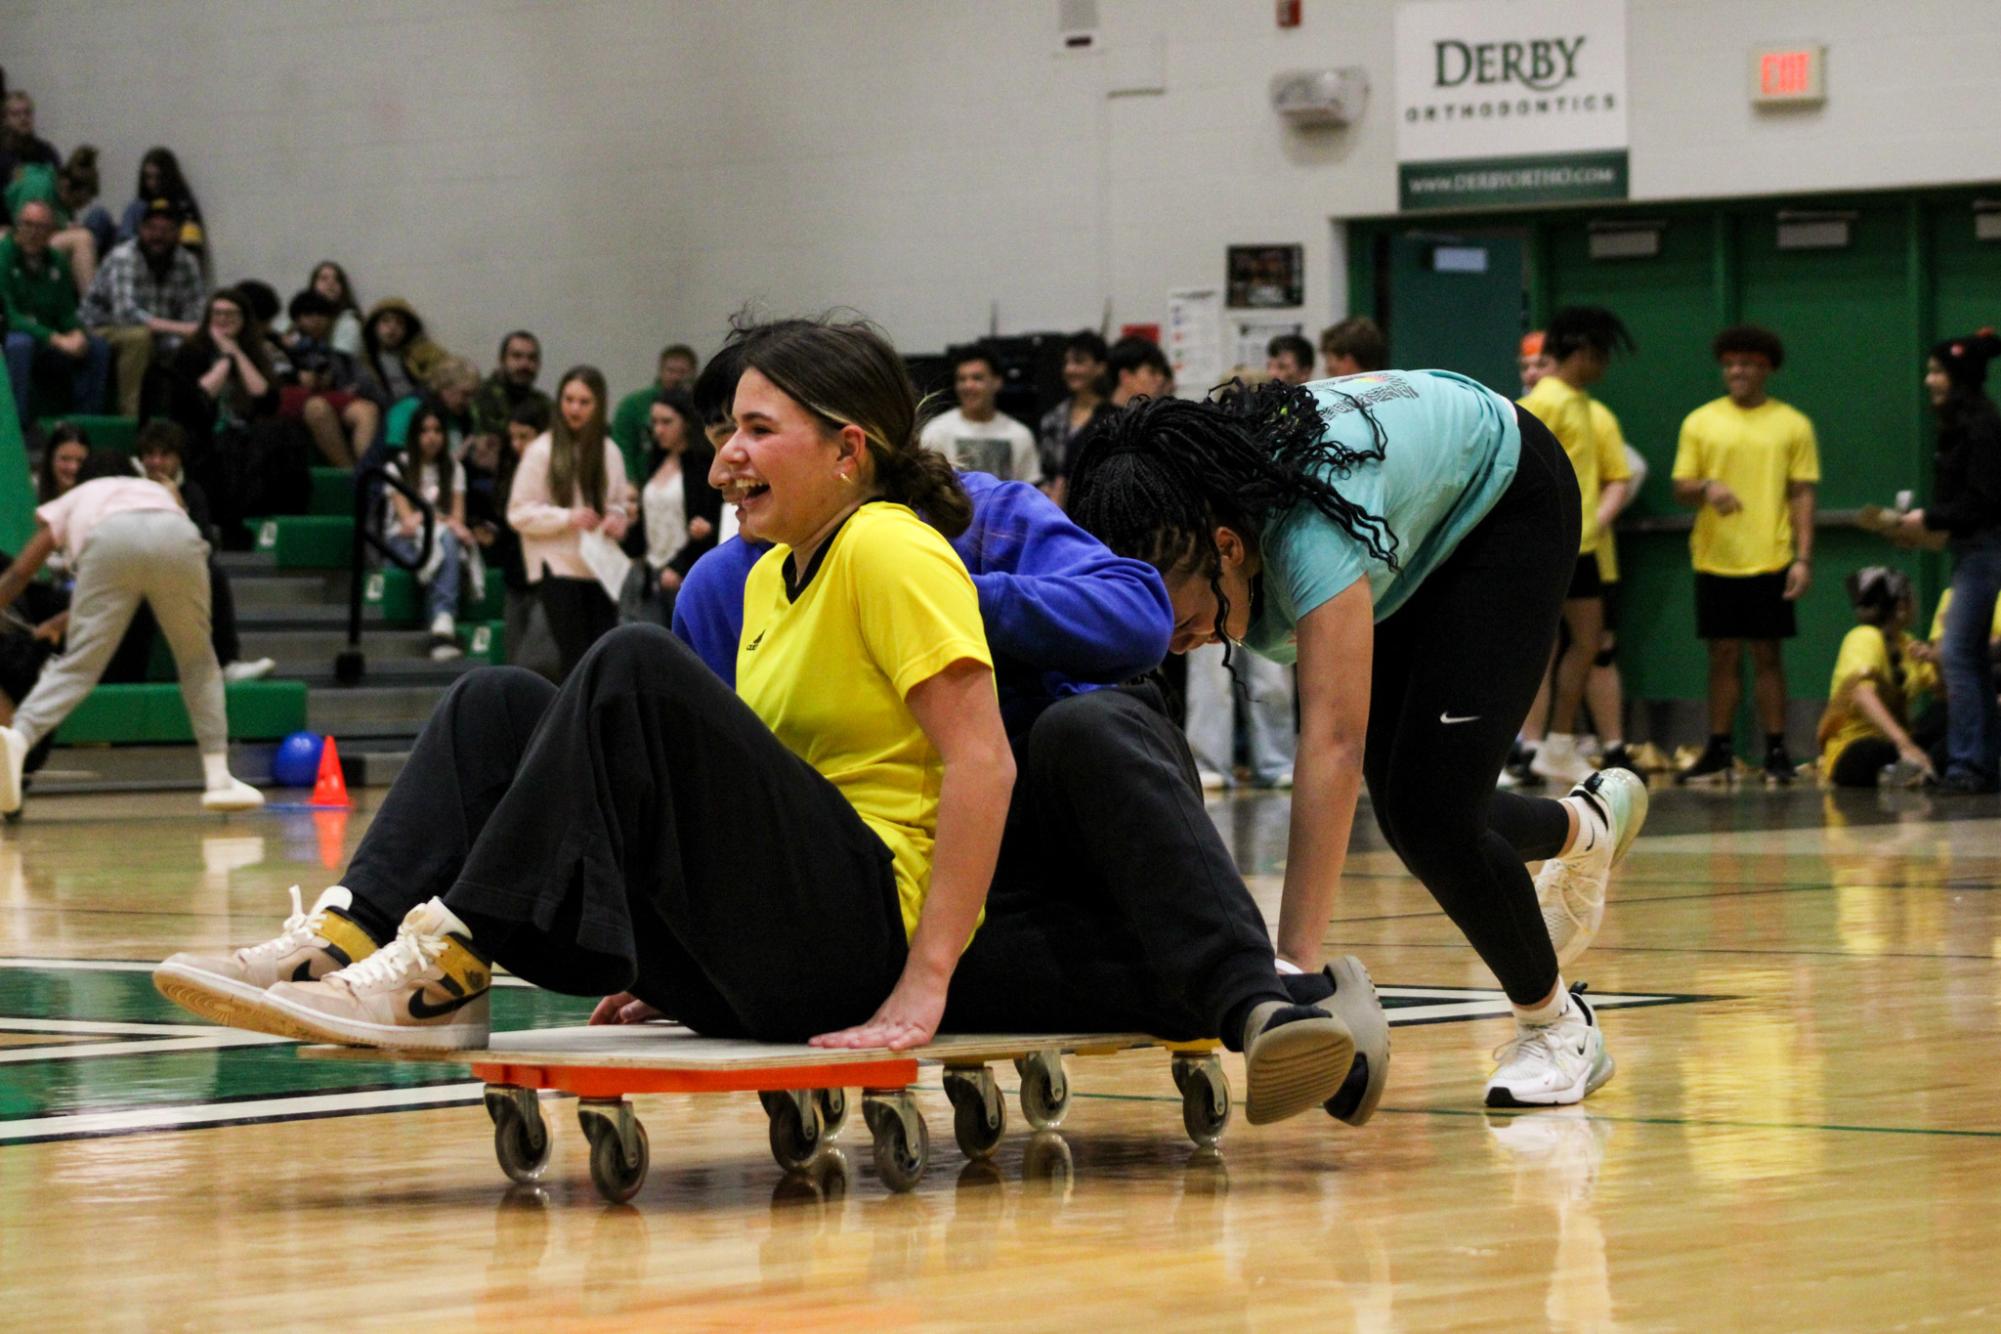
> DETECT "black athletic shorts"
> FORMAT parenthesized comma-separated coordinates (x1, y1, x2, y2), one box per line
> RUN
(1566, 554, 1603, 600)
(1695, 571, 1796, 640)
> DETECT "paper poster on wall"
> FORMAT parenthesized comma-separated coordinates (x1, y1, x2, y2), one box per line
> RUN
(1166, 288, 1225, 397)
(1395, 0, 1628, 211)
(1232, 318, 1303, 379)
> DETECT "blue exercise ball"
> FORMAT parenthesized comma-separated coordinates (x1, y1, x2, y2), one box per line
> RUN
(272, 731, 325, 787)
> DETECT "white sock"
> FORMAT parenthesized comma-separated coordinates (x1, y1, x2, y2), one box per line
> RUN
(425, 896, 475, 940)
(201, 752, 237, 792)
(1514, 981, 1570, 1027)
(1559, 794, 1605, 856)
(1602, 737, 1625, 751)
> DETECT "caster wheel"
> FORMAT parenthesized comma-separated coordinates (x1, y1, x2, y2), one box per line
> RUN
(943, 1067, 1005, 1160)
(871, 1106, 930, 1193)
(1176, 1056, 1231, 1148)
(491, 1103, 551, 1184)
(767, 1090, 827, 1172)
(1018, 1050, 1069, 1130)
(484, 1085, 550, 1184)
(587, 1119, 649, 1204)
(815, 1087, 850, 1138)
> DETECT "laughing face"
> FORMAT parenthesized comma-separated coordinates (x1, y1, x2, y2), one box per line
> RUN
(708, 368, 865, 549)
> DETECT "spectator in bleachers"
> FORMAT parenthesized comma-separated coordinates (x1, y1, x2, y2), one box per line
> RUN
(78, 198, 203, 417)
(506, 365, 628, 679)
(306, 262, 363, 356)
(358, 296, 446, 405)
(277, 288, 376, 467)
(133, 420, 274, 684)
(0, 449, 263, 815)
(35, 421, 90, 504)
(919, 345, 1038, 482)
(470, 331, 549, 443)
(621, 387, 719, 626)
(4, 143, 101, 298)
(1898, 331, 2001, 793)
(116, 148, 207, 276)
(383, 355, 478, 454)
(165, 288, 283, 546)
(1, 89, 58, 183)
(611, 343, 699, 483)
(1106, 334, 1170, 409)
(1319, 316, 1387, 377)
(1, 199, 110, 428)
(383, 403, 470, 661)
(1265, 333, 1315, 386)
(492, 397, 557, 678)
(1817, 567, 1939, 787)
(1671, 325, 1820, 785)
(58, 146, 115, 262)
(1036, 330, 1109, 505)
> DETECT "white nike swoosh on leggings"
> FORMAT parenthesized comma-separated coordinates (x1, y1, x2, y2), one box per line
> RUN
(1439, 712, 1480, 724)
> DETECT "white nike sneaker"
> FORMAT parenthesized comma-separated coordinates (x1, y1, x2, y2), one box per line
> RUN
(1536, 769, 1648, 967)
(1485, 987, 1614, 1108)
(1530, 734, 1594, 786)
(154, 885, 381, 1032)
(259, 897, 492, 1050)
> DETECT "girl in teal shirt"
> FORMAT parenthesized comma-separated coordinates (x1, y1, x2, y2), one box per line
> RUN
(1070, 371, 1649, 1108)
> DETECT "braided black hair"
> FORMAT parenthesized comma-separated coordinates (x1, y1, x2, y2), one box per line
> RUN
(1067, 379, 1398, 653)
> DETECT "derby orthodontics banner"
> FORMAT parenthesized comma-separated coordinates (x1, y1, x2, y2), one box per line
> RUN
(1395, 0, 1628, 210)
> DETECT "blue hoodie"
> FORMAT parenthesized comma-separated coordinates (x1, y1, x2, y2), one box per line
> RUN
(671, 472, 1172, 733)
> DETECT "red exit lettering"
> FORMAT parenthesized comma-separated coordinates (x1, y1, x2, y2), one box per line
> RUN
(1761, 51, 1810, 96)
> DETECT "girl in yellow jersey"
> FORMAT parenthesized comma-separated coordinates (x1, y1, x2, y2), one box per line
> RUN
(1817, 568, 1939, 787)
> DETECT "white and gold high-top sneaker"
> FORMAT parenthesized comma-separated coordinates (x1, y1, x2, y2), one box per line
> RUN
(259, 898, 492, 1051)
(154, 885, 381, 1034)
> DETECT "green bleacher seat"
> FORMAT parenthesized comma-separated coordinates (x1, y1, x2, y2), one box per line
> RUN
(365, 566, 505, 625)
(309, 467, 356, 517)
(253, 515, 355, 569)
(35, 414, 138, 454)
(54, 680, 308, 745)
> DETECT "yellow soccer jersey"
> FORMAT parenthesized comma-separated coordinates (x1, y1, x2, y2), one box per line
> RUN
(1521, 376, 1629, 556)
(1816, 624, 1936, 778)
(737, 502, 993, 939)
(1672, 396, 1820, 576)
(1590, 400, 1629, 583)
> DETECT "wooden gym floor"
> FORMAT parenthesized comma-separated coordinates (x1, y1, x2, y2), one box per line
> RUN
(2, 782, 1997, 1328)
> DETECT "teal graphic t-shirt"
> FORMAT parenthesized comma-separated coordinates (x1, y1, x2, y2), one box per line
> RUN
(1243, 370, 1521, 664)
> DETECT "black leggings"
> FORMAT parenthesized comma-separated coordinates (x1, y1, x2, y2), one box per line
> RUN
(1828, 736, 1899, 787)
(342, 628, 1288, 1044)
(1362, 407, 1579, 1006)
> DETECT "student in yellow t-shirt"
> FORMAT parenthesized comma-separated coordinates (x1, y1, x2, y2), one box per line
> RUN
(1671, 325, 1821, 785)
(1517, 307, 1634, 786)
(1817, 568, 1938, 786)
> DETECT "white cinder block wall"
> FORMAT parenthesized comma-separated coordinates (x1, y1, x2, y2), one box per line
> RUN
(5, 0, 2000, 391)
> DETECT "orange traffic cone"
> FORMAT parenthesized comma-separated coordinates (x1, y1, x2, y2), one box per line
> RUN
(310, 735, 351, 808)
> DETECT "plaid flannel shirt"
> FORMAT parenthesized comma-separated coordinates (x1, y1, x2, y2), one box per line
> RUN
(79, 239, 205, 330)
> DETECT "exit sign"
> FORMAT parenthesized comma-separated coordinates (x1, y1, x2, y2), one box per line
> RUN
(1750, 44, 1826, 105)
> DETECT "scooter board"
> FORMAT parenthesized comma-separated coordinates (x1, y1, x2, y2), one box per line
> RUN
(302, 1025, 1228, 1199)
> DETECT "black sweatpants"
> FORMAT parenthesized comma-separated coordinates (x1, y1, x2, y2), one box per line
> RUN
(1362, 406, 1579, 1006)
(344, 625, 907, 1041)
(942, 684, 1288, 1046)
(343, 631, 1288, 1045)
(538, 575, 618, 681)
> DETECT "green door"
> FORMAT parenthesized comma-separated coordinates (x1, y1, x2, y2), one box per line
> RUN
(1384, 232, 1525, 397)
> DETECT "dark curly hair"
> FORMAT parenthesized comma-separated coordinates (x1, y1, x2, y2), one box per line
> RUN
(1711, 324, 1785, 370)
(1067, 380, 1397, 656)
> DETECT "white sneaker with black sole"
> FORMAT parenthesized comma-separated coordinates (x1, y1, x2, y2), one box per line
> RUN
(1485, 986, 1614, 1108)
(1536, 768, 1648, 968)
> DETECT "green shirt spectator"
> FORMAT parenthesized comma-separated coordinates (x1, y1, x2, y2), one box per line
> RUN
(0, 228, 81, 342)
(468, 331, 548, 441)
(611, 343, 700, 485)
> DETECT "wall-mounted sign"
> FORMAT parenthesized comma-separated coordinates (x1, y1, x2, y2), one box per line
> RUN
(1226, 244, 1305, 308)
(1750, 44, 1826, 105)
(1394, 0, 1628, 211)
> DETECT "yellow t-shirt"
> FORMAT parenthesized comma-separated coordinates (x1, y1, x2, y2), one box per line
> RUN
(1521, 376, 1629, 556)
(737, 502, 994, 939)
(1816, 624, 1937, 777)
(1590, 401, 1628, 583)
(1927, 587, 2001, 643)
(1671, 396, 1820, 577)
